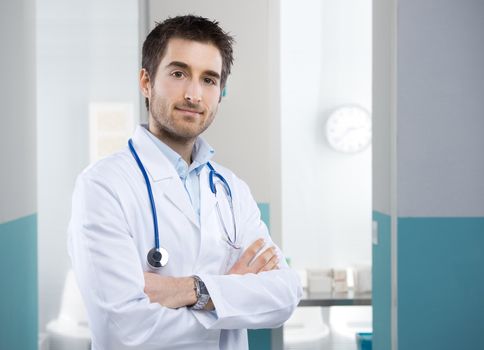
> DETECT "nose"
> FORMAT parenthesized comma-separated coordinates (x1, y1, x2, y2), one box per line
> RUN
(184, 80, 202, 103)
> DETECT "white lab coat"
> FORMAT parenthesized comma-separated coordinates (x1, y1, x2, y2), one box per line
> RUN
(68, 126, 302, 350)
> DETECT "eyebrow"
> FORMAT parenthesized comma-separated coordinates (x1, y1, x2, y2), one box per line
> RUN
(166, 61, 221, 80)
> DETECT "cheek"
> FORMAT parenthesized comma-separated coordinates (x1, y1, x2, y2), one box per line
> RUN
(153, 80, 182, 100)
(164, 82, 183, 96)
(205, 89, 221, 108)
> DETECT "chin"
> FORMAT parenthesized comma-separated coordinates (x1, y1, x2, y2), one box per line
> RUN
(172, 127, 203, 140)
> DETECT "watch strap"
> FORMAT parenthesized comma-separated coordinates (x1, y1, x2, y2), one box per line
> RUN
(190, 275, 210, 310)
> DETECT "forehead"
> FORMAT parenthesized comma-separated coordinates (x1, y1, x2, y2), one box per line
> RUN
(160, 37, 223, 74)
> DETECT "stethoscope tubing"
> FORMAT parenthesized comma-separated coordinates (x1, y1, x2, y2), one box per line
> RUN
(207, 162, 232, 198)
(129, 138, 240, 268)
(128, 139, 160, 250)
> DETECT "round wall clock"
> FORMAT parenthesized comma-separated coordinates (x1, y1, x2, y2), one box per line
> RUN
(326, 106, 372, 153)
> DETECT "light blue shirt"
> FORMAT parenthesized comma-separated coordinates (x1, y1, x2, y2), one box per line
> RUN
(142, 126, 215, 223)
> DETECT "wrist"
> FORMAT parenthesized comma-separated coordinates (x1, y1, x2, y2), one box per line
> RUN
(182, 277, 197, 306)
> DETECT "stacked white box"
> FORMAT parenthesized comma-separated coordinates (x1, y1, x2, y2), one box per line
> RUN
(307, 269, 333, 293)
(332, 268, 348, 293)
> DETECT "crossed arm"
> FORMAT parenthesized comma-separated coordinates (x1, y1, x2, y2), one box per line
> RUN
(69, 173, 301, 348)
(143, 238, 279, 310)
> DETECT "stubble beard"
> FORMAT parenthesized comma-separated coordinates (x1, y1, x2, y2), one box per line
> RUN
(149, 95, 217, 144)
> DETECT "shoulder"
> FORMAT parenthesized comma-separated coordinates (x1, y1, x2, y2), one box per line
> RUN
(75, 147, 134, 190)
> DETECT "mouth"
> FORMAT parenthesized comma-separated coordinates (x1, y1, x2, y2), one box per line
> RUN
(174, 106, 204, 117)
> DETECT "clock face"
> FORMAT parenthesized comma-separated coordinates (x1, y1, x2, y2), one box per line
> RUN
(326, 106, 372, 153)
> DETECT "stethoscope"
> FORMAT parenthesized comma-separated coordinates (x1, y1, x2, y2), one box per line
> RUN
(128, 139, 240, 269)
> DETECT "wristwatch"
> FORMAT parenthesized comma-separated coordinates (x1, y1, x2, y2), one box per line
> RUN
(190, 275, 210, 310)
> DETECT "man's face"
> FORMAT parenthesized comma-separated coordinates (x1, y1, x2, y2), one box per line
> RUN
(141, 38, 223, 143)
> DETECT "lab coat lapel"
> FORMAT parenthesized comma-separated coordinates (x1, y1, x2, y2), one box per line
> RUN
(159, 180, 199, 228)
(131, 126, 199, 228)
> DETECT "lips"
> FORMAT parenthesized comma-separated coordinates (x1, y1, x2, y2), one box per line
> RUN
(175, 106, 203, 116)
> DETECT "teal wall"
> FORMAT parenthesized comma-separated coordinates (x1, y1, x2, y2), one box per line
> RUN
(248, 202, 278, 350)
(398, 217, 484, 350)
(372, 213, 484, 350)
(249, 328, 273, 350)
(0, 214, 38, 350)
(372, 211, 391, 350)
(257, 202, 270, 230)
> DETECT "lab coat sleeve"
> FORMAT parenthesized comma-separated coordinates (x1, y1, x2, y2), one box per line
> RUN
(68, 172, 217, 349)
(193, 179, 303, 330)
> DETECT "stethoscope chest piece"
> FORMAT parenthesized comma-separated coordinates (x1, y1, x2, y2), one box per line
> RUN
(147, 247, 169, 269)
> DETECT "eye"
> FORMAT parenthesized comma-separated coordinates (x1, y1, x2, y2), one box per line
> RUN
(203, 77, 216, 85)
(171, 71, 185, 79)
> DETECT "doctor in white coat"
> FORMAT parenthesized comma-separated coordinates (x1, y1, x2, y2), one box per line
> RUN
(68, 15, 302, 350)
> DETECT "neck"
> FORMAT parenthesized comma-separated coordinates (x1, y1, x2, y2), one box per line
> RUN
(148, 125, 195, 165)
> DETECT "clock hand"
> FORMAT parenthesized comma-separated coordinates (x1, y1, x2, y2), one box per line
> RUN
(335, 126, 366, 142)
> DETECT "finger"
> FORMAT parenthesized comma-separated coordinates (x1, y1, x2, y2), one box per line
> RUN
(260, 253, 279, 272)
(236, 238, 265, 267)
(250, 246, 277, 272)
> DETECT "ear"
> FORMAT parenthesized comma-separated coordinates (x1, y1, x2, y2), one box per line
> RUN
(139, 68, 151, 98)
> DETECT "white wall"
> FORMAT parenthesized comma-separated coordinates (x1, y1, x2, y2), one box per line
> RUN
(37, 0, 139, 331)
(372, 0, 396, 216)
(397, 0, 484, 217)
(0, 0, 37, 223)
(281, 0, 372, 269)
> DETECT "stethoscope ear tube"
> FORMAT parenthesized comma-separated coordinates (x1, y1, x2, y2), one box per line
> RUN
(207, 163, 238, 248)
(207, 163, 232, 198)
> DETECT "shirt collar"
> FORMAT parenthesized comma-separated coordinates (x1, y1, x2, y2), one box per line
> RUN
(191, 137, 215, 175)
(141, 125, 215, 179)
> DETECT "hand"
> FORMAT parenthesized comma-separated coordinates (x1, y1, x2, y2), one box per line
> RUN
(143, 273, 196, 309)
(228, 238, 279, 275)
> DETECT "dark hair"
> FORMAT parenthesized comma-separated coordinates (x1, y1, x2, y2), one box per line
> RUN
(142, 15, 235, 109)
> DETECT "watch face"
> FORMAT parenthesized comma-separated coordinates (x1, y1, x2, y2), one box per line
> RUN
(326, 106, 372, 153)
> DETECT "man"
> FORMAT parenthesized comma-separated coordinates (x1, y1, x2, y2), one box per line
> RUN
(68, 15, 302, 350)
